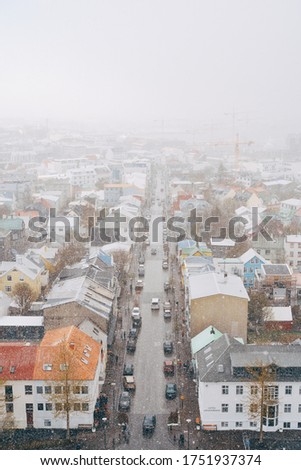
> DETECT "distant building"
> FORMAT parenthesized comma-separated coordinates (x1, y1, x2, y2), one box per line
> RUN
(263, 306, 293, 331)
(284, 235, 301, 268)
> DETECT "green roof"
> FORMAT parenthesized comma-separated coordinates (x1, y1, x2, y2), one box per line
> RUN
(191, 325, 223, 355)
(0, 218, 24, 230)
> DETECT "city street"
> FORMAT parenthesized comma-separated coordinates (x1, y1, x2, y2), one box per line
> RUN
(118, 177, 178, 449)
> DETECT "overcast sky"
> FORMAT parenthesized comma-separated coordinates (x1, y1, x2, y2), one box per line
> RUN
(0, 0, 300, 140)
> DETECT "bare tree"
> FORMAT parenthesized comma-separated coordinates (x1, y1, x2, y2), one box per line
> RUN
(12, 282, 36, 314)
(111, 250, 130, 285)
(248, 290, 272, 325)
(54, 241, 87, 274)
(245, 362, 278, 443)
(45, 339, 91, 440)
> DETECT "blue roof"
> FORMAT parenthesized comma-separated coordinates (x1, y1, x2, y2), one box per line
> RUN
(178, 239, 196, 249)
(97, 249, 113, 266)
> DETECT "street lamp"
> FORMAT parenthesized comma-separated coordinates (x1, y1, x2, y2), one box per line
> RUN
(102, 417, 107, 449)
(186, 419, 192, 450)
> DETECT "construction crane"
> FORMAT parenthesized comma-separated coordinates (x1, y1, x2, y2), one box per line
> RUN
(234, 133, 254, 171)
(198, 134, 254, 172)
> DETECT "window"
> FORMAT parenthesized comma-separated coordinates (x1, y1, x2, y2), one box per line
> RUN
(221, 422, 228, 428)
(93, 327, 99, 335)
(81, 386, 88, 394)
(222, 385, 229, 395)
(250, 403, 258, 414)
(44, 386, 52, 394)
(44, 420, 51, 427)
(37, 403, 44, 411)
(55, 403, 63, 411)
(5, 286, 11, 292)
(251, 385, 258, 395)
(298, 423, 301, 429)
(54, 386, 62, 394)
(299, 404, 301, 413)
(74, 403, 81, 411)
(283, 422, 291, 429)
(221, 404, 228, 413)
(82, 403, 89, 411)
(36, 386, 43, 394)
(5, 385, 13, 402)
(45, 403, 52, 411)
(0, 366, 2, 374)
(236, 404, 243, 413)
(264, 386, 279, 400)
(235, 422, 243, 427)
(25, 385, 32, 395)
(236, 386, 243, 395)
(299, 386, 301, 394)
(60, 364, 68, 371)
(19, 276, 24, 282)
(250, 422, 257, 428)
(285, 386, 292, 395)
(284, 404, 291, 413)
(6, 403, 14, 413)
(6, 275, 12, 281)
(73, 386, 81, 394)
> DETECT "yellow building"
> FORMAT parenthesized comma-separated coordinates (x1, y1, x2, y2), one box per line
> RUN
(0, 255, 46, 299)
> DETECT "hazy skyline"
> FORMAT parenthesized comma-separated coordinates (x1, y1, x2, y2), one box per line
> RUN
(0, 0, 301, 142)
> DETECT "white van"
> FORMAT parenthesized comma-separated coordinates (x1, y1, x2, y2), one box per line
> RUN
(151, 298, 160, 310)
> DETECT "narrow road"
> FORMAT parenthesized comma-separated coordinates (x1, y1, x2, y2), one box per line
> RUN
(119, 177, 178, 449)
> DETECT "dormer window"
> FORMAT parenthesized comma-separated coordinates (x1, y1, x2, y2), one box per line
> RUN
(60, 364, 68, 371)
(10, 366, 16, 374)
(43, 364, 52, 371)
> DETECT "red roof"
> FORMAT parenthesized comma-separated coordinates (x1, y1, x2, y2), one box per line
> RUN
(0, 343, 38, 380)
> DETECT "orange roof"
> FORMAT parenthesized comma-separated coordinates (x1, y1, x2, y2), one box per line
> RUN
(34, 326, 100, 381)
(0, 343, 38, 380)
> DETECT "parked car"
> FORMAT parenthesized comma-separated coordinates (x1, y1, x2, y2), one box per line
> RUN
(119, 391, 131, 411)
(163, 360, 175, 376)
(142, 415, 156, 435)
(132, 316, 142, 328)
(123, 364, 134, 376)
(138, 265, 145, 277)
(164, 281, 170, 291)
(165, 383, 177, 400)
(128, 328, 138, 339)
(162, 260, 168, 270)
(123, 375, 136, 392)
(135, 279, 144, 291)
(163, 341, 173, 354)
(164, 309, 172, 319)
(126, 339, 136, 353)
(163, 301, 171, 311)
(151, 248, 157, 255)
(132, 307, 140, 317)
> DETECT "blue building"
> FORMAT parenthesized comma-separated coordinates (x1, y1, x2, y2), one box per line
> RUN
(240, 248, 268, 288)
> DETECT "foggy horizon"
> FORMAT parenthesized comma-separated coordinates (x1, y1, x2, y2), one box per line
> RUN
(1, 1, 301, 143)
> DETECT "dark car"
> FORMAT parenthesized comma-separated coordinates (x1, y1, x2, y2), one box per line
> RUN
(123, 364, 134, 376)
(118, 391, 131, 411)
(165, 383, 177, 400)
(128, 328, 138, 339)
(163, 341, 173, 354)
(126, 339, 136, 353)
(142, 415, 156, 435)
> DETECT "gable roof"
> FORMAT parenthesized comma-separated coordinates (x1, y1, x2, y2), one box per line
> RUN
(240, 248, 268, 265)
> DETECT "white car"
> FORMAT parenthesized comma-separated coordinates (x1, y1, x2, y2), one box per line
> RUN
(132, 307, 140, 317)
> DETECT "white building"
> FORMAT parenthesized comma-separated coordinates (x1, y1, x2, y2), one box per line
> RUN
(0, 326, 102, 430)
(284, 235, 301, 268)
(196, 334, 301, 432)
